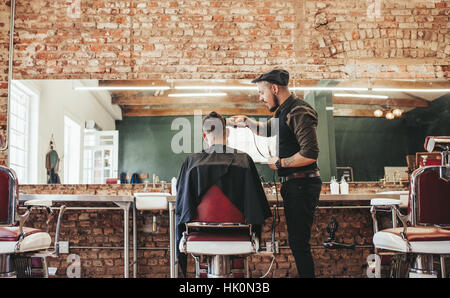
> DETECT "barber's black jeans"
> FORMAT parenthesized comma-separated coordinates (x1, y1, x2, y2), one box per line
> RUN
(280, 177, 322, 278)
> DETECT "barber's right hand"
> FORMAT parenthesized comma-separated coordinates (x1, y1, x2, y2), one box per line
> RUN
(227, 115, 249, 127)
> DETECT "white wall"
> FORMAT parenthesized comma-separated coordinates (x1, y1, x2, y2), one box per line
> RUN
(21, 80, 117, 184)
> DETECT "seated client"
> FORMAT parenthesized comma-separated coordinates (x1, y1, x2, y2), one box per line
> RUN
(175, 111, 272, 277)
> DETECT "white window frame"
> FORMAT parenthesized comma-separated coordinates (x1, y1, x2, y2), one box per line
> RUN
(9, 81, 39, 184)
(82, 130, 119, 184)
(63, 114, 82, 184)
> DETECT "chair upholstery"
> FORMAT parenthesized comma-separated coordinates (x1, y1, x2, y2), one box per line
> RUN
(186, 230, 254, 255)
(0, 167, 18, 225)
(373, 227, 450, 254)
(0, 166, 52, 256)
(0, 227, 51, 254)
(414, 168, 450, 225)
(0, 170, 10, 224)
(183, 184, 255, 256)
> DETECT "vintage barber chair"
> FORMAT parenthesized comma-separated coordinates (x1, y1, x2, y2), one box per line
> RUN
(179, 185, 260, 278)
(372, 136, 450, 278)
(0, 166, 65, 277)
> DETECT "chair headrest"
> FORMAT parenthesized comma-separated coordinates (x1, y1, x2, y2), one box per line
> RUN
(425, 136, 450, 153)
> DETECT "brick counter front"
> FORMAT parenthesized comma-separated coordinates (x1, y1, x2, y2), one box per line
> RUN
(20, 184, 385, 278)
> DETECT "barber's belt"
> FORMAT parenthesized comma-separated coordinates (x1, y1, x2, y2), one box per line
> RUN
(280, 170, 320, 183)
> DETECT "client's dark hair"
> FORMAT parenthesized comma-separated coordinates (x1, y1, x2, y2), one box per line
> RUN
(202, 111, 226, 139)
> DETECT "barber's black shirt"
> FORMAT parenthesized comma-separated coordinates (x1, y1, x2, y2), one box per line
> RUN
(267, 95, 320, 176)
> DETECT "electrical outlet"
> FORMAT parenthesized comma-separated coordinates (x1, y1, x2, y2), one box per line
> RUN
(265, 241, 279, 254)
(59, 241, 69, 254)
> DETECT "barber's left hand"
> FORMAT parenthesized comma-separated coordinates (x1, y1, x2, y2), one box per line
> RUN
(267, 156, 279, 170)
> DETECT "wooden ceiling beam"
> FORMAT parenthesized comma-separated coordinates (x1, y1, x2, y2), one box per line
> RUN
(332, 97, 429, 107)
(99, 80, 170, 87)
(112, 95, 260, 105)
(114, 95, 428, 108)
(122, 107, 271, 117)
(369, 80, 450, 89)
(100, 79, 450, 90)
(100, 79, 321, 88)
(333, 109, 382, 117)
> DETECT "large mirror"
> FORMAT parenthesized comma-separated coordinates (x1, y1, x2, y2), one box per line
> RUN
(8, 79, 450, 184)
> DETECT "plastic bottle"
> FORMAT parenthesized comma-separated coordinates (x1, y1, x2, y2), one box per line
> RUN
(171, 177, 177, 195)
(330, 176, 339, 194)
(340, 176, 349, 195)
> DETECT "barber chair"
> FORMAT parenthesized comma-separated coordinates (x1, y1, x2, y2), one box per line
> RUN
(0, 166, 65, 278)
(179, 185, 259, 278)
(372, 137, 450, 278)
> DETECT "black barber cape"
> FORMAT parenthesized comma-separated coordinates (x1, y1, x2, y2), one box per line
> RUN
(176, 144, 272, 276)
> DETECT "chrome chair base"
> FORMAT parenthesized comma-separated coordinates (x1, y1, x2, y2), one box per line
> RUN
(207, 255, 232, 278)
(0, 253, 48, 278)
(0, 255, 15, 278)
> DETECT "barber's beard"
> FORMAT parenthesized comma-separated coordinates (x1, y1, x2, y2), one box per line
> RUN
(269, 94, 280, 113)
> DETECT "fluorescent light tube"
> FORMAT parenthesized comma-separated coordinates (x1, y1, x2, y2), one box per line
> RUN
(75, 86, 171, 91)
(334, 93, 389, 99)
(168, 92, 227, 97)
(291, 87, 369, 91)
(372, 88, 450, 92)
(174, 86, 258, 90)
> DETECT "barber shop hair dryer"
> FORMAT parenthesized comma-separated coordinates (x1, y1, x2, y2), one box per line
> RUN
(323, 218, 355, 250)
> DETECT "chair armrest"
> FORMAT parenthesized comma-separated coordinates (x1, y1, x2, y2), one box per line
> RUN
(391, 205, 413, 251)
(22, 199, 54, 233)
(370, 198, 402, 233)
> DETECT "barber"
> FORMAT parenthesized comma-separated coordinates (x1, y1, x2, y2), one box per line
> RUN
(228, 69, 322, 278)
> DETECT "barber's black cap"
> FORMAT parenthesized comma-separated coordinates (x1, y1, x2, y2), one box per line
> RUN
(251, 69, 289, 86)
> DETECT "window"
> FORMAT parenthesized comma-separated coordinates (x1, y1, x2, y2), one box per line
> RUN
(64, 115, 81, 184)
(9, 81, 38, 184)
(83, 130, 118, 184)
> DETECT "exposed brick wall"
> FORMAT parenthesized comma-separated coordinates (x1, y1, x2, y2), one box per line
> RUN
(2, 0, 449, 278)
(300, 0, 450, 80)
(3, 0, 448, 82)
